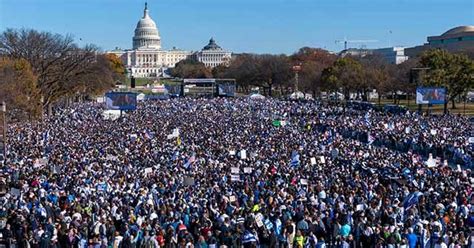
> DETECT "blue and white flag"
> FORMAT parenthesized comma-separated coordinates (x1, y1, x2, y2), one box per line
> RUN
(183, 153, 196, 169)
(290, 151, 300, 167)
(364, 112, 371, 126)
(42, 131, 49, 144)
(242, 230, 258, 244)
(403, 191, 423, 210)
(368, 133, 375, 144)
(97, 182, 108, 192)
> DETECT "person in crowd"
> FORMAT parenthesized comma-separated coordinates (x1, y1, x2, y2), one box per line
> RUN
(0, 98, 472, 248)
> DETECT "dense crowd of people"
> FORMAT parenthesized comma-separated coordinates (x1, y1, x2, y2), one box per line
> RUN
(0, 98, 473, 248)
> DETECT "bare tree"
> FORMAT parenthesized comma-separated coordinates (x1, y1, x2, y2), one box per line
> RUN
(0, 28, 99, 113)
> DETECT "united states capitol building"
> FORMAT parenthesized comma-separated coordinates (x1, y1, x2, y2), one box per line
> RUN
(108, 3, 231, 78)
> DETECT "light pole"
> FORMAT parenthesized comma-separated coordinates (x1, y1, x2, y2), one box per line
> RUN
(40, 96, 44, 121)
(292, 64, 302, 93)
(1, 102, 6, 160)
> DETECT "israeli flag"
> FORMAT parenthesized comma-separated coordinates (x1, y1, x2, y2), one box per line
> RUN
(364, 112, 371, 126)
(368, 133, 375, 145)
(290, 151, 300, 167)
(242, 230, 258, 244)
(403, 191, 423, 210)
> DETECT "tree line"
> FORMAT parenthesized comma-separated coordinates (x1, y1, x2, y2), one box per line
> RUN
(172, 47, 474, 107)
(0, 28, 125, 119)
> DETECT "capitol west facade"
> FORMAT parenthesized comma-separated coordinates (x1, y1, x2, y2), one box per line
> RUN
(108, 3, 231, 78)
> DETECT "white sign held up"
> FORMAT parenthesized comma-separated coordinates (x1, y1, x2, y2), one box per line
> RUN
(240, 150, 247, 159)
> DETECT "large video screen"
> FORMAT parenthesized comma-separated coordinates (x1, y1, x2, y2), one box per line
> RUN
(218, 84, 236, 97)
(416, 87, 446, 105)
(105, 92, 137, 110)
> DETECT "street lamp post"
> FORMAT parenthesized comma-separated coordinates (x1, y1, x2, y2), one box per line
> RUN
(1, 102, 6, 160)
(40, 96, 44, 121)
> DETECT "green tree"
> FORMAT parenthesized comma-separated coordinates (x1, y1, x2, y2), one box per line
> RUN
(419, 49, 474, 110)
(321, 57, 363, 100)
(257, 54, 292, 96)
(170, 59, 212, 79)
(291, 48, 337, 97)
(105, 53, 126, 83)
(221, 54, 261, 93)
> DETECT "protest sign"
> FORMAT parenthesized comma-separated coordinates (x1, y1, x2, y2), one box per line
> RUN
(10, 188, 20, 197)
(310, 157, 316, 165)
(320, 156, 326, 164)
(172, 128, 180, 137)
(184, 176, 195, 186)
(33, 158, 48, 169)
(300, 179, 308, 185)
(144, 167, 153, 174)
(430, 129, 437, 135)
(230, 174, 240, 182)
(426, 154, 436, 168)
(244, 167, 252, 174)
(272, 120, 281, 127)
(264, 219, 273, 230)
(240, 150, 247, 159)
(229, 150, 236, 156)
(229, 195, 236, 202)
(106, 154, 118, 161)
(469, 137, 474, 143)
(97, 183, 107, 191)
(231, 167, 240, 174)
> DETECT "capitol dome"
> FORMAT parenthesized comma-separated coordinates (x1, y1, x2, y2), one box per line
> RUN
(133, 2, 161, 49)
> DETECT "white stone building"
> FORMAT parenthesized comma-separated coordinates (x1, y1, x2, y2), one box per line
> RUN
(339, 46, 408, 65)
(372, 47, 408, 65)
(193, 38, 232, 68)
(108, 3, 191, 78)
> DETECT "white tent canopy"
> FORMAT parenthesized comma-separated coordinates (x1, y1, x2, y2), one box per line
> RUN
(137, 93, 146, 101)
(289, 91, 313, 100)
(102, 110, 122, 120)
(249, 93, 266, 100)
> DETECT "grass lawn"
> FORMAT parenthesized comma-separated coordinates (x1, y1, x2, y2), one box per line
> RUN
(370, 98, 474, 116)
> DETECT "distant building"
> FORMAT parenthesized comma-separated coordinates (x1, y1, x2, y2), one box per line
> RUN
(372, 47, 408, 64)
(339, 48, 372, 58)
(339, 47, 408, 64)
(192, 38, 232, 68)
(405, 26, 474, 57)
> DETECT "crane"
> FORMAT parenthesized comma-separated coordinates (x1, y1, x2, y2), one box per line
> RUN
(335, 38, 378, 50)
